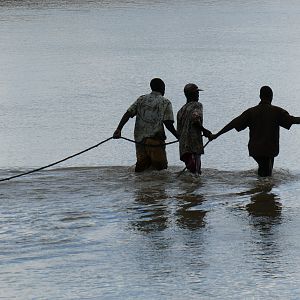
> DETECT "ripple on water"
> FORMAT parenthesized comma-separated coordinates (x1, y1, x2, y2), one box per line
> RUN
(0, 166, 300, 299)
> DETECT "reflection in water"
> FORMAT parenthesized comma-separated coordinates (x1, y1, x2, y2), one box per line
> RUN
(130, 186, 168, 233)
(241, 181, 284, 276)
(128, 173, 208, 282)
(129, 172, 207, 233)
(247, 192, 282, 219)
(245, 183, 282, 224)
(176, 194, 206, 230)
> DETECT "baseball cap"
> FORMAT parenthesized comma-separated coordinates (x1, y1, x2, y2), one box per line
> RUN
(184, 83, 204, 94)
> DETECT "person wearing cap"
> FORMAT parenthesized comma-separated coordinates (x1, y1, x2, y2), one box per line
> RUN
(177, 83, 212, 175)
(113, 78, 178, 172)
(210, 86, 300, 176)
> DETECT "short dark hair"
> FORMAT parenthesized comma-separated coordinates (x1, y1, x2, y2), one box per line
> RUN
(260, 86, 273, 101)
(150, 78, 165, 92)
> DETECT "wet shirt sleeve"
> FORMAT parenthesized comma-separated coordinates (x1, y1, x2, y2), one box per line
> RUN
(191, 103, 203, 125)
(232, 110, 250, 132)
(127, 98, 139, 117)
(163, 101, 174, 122)
(278, 109, 293, 130)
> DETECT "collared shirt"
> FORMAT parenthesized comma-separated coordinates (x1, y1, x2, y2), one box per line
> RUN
(232, 101, 294, 157)
(127, 91, 174, 142)
(177, 101, 204, 159)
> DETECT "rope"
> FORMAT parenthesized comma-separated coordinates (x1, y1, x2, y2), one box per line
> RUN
(0, 135, 209, 182)
(176, 167, 187, 178)
(0, 136, 178, 183)
(0, 137, 114, 183)
(120, 137, 178, 146)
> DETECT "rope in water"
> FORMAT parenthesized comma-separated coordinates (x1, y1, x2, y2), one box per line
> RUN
(0, 136, 179, 183)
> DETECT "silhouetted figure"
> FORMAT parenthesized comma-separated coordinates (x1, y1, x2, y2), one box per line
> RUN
(113, 78, 178, 172)
(210, 86, 300, 176)
(177, 83, 211, 174)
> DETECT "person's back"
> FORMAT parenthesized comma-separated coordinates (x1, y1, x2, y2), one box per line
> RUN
(131, 91, 173, 143)
(177, 83, 211, 174)
(210, 85, 300, 177)
(238, 101, 292, 158)
(113, 78, 178, 172)
(177, 101, 204, 159)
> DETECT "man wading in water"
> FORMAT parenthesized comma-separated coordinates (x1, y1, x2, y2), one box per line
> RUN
(113, 78, 178, 172)
(177, 83, 212, 175)
(210, 86, 300, 177)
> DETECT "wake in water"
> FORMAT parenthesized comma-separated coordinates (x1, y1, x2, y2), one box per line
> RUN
(0, 165, 296, 186)
(0, 166, 298, 211)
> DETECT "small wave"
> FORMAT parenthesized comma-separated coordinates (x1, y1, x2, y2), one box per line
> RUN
(0, 166, 298, 194)
(60, 211, 92, 222)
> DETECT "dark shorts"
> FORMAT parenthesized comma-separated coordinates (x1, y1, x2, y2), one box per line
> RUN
(253, 156, 274, 177)
(135, 138, 168, 172)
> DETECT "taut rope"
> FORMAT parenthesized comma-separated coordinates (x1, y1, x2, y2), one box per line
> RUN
(0, 136, 178, 182)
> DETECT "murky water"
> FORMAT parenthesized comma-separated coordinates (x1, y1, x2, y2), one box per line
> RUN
(1, 0, 300, 299)
(1, 167, 300, 299)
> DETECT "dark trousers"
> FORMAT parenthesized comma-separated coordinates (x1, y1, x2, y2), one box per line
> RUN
(253, 156, 274, 177)
(135, 138, 167, 172)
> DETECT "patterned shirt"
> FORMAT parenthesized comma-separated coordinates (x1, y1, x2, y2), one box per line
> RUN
(127, 91, 174, 142)
(177, 101, 204, 159)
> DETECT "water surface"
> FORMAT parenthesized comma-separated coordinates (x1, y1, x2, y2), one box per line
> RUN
(1, 0, 300, 299)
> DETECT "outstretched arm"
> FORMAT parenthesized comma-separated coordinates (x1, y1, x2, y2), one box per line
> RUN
(163, 120, 179, 139)
(189, 110, 212, 139)
(292, 116, 300, 124)
(113, 111, 132, 138)
(199, 125, 212, 139)
(210, 120, 236, 141)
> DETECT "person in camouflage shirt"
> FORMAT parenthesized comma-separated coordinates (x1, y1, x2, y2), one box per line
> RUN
(177, 83, 211, 175)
